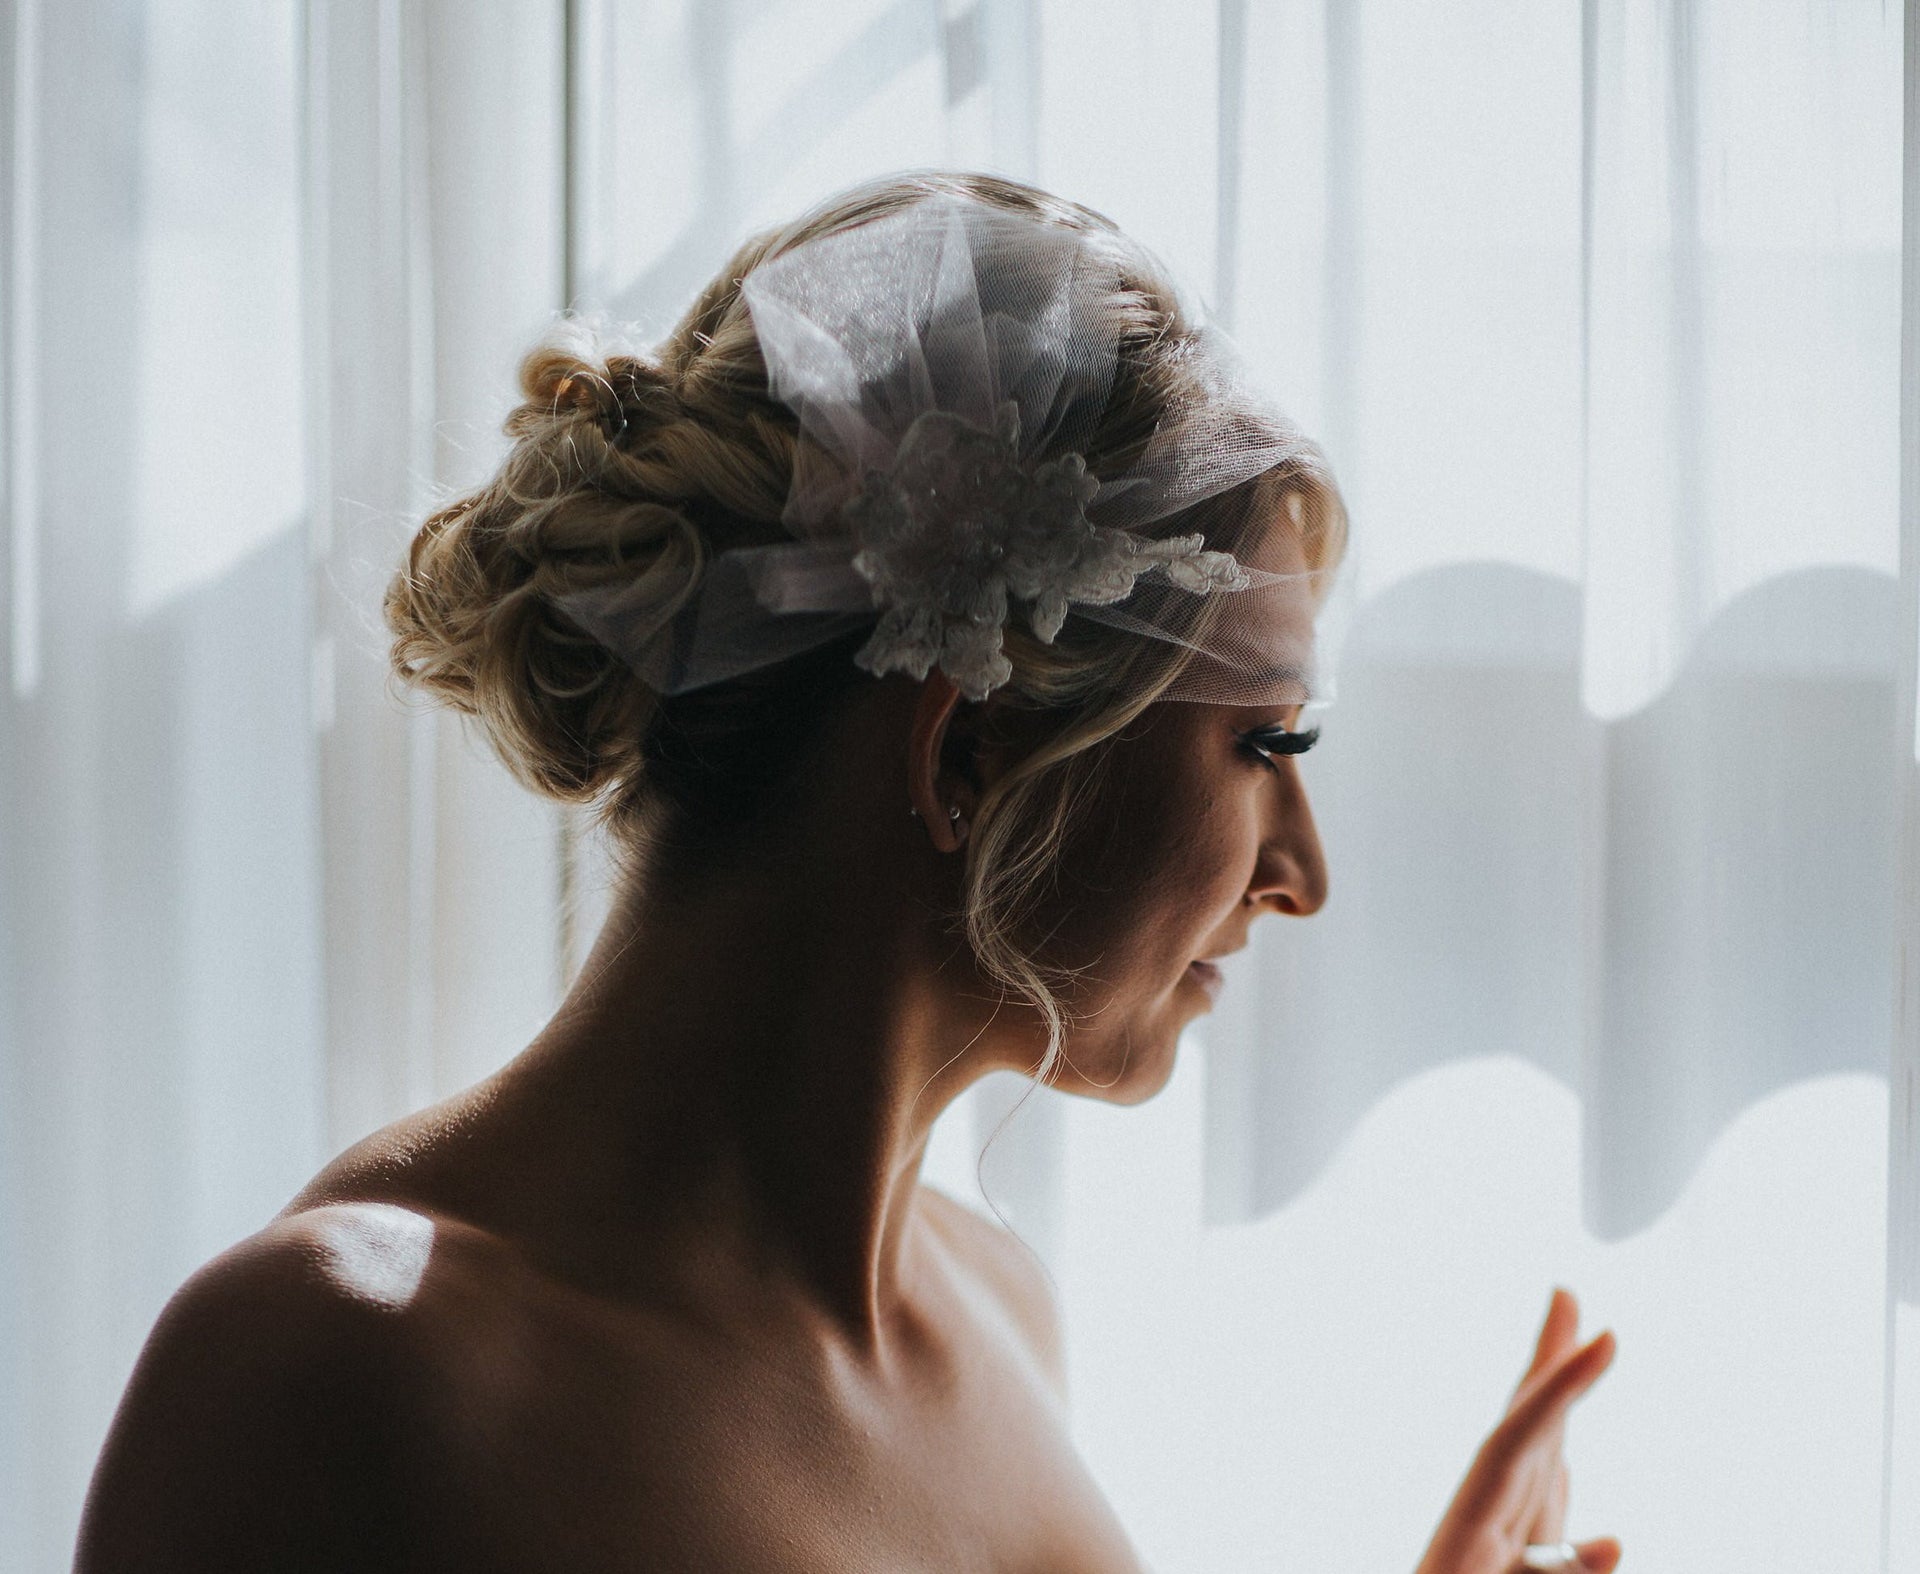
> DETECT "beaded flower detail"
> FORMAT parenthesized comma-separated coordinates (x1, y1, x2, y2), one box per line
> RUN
(843, 402, 1251, 700)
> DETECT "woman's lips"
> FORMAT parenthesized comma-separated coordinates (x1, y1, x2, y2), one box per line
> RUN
(1185, 959, 1224, 1001)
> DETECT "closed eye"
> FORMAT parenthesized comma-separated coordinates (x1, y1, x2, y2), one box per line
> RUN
(1239, 724, 1320, 766)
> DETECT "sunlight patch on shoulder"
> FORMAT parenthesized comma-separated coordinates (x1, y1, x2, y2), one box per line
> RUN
(311, 1204, 437, 1311)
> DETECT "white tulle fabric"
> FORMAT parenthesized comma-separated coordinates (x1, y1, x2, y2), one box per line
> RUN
(561, 194, 1337, 705)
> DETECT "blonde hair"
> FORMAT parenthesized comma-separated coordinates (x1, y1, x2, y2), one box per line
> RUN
(387, 171, 1345, 1081)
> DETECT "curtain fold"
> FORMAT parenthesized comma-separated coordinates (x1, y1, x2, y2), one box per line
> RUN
(0, 3, 324, 1565)
(1582, 0, 1901, 719)
(1884, 5, 1920, 1567)
(0, 3, 568, 1562)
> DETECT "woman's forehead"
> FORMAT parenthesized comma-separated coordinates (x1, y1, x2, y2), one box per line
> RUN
(1194, 525, 1323, 703)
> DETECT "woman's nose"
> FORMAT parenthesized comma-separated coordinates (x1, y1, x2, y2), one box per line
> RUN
(1249, 770, 1327, 918)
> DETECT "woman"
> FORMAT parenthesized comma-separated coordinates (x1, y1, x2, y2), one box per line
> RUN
(77, 172, 1617, 1573)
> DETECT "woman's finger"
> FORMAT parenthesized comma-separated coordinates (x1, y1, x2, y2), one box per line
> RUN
(1571, 1535, 1622, 1572)
(1485, 1331, 1615, 1473)
(1517, 1536, 1619, 1574)
(1514, 1287, 1582, 1398)
(1525, 1458, 1570, 1546)
(1512, 1330, 1613, 1427)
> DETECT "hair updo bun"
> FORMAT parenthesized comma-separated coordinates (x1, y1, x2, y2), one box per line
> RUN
(384, 304, 803, 833)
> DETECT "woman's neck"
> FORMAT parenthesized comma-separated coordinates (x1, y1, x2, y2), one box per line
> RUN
(496, 845, 1006, 1352)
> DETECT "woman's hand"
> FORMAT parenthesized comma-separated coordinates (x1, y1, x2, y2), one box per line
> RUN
(1414, 1288, 1620, 1574)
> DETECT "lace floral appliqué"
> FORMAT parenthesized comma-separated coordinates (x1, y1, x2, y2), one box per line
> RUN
(844, 402, 1250, 700)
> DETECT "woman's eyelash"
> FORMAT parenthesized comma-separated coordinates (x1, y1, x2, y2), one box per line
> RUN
(1239, 725, 1321, 764)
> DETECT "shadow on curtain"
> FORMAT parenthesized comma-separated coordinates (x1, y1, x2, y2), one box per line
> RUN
(1206, 561, 1898, 1237)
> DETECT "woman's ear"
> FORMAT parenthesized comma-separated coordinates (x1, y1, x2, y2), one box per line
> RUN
(907, 671, 971, 852)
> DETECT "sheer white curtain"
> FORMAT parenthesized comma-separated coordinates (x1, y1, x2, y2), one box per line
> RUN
(1, 2, 1912, 1571)
(2, 3, 324, 1566)
(1, 2, 566, 1565)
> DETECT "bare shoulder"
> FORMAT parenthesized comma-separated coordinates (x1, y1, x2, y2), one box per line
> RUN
(76, 1202, 504, 1574)
(916, 1184, 1067, 1396)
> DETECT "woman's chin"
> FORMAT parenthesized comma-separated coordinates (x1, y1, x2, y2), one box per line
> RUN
(1052, 1029, 1181, 1106)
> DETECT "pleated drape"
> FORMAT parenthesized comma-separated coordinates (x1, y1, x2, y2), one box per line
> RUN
(1, 3, 566, 1563)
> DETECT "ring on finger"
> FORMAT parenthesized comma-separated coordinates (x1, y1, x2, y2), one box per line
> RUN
(1520, 1545, 1582, 1573)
